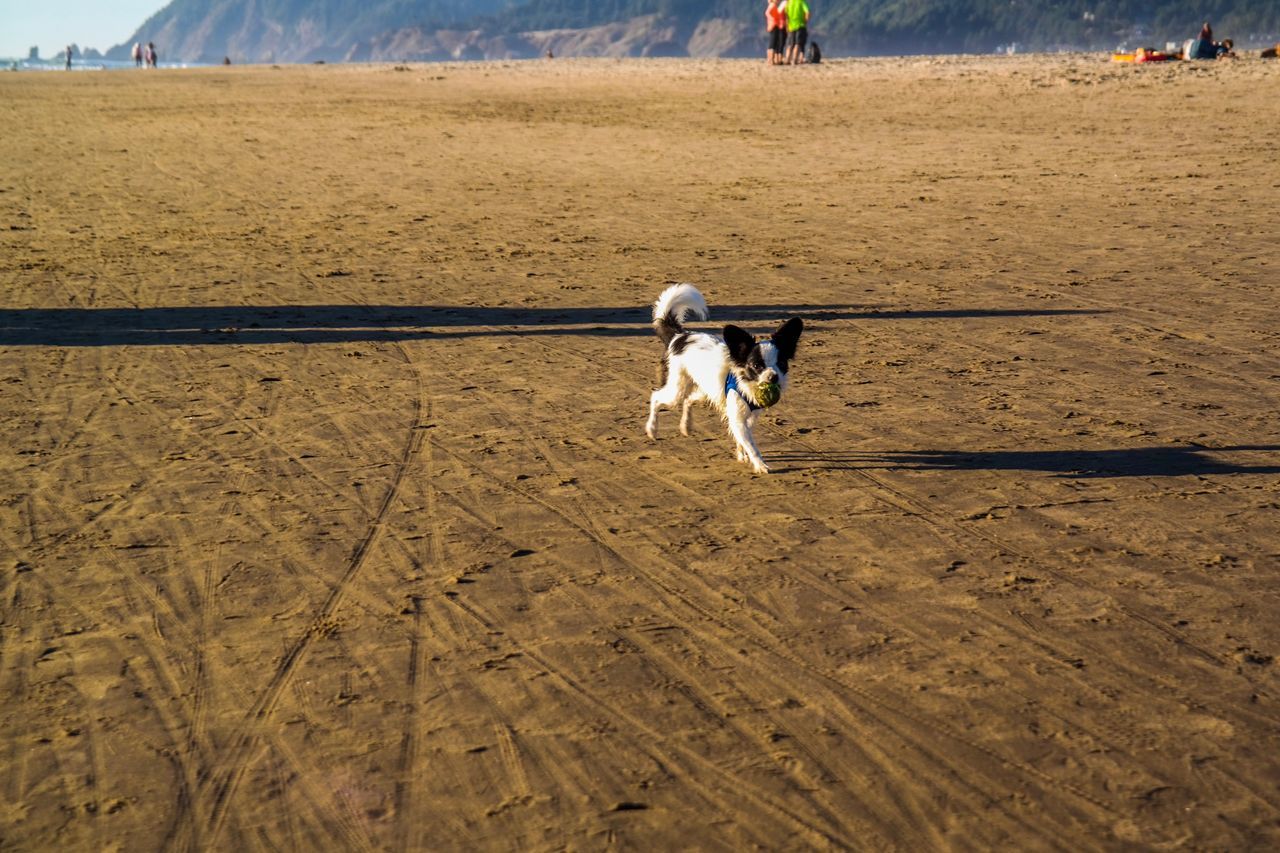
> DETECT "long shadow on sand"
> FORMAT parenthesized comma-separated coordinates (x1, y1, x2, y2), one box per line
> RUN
(0, 304, 1100, 347)
(768, 445, 1280, 478)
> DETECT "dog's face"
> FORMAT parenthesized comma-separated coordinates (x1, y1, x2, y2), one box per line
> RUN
(724, 317, 803, 398)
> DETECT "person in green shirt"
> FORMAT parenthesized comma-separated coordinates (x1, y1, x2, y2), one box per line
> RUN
(786, 0, 811, 64)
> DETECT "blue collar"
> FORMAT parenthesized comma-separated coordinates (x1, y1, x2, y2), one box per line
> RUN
(725, 373, 762, 411)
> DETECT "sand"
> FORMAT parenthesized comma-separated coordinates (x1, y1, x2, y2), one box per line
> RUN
(2, 54, 1279, 850)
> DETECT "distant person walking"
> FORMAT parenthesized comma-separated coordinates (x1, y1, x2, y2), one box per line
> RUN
(785, 0, 810, 64)
(65, 45, 73, 70)
(132, 42, 143, 67)
(765, 0, 786, 65)
(145, 42, 157, 68)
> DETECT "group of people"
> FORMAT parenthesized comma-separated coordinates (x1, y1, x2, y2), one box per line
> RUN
(1118, 20, 1240, 64)
(765, 0, 813, 65)
(131, 42, 159, 68)
(1188, 21, 1235, 60)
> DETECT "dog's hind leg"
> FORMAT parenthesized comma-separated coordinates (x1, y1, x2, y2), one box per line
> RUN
(646, 369, 688, 439)
(679, 397, 696, 436)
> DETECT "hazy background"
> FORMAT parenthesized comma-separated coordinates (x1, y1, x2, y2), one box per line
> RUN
(0, 1, 164, 58)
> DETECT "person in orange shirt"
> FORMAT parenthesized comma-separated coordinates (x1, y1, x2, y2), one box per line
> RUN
(765, 0, 786, 65)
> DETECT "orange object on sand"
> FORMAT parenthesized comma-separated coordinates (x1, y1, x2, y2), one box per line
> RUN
(1113, 48, 1173, 63)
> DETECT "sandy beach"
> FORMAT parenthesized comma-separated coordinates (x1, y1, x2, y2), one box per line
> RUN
(2, 55, 1279, 849)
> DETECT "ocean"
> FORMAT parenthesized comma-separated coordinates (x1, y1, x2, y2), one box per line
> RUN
(3, 57, 201, 72)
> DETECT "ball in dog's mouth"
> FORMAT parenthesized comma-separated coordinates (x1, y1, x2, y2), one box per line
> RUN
(755, 381, 781, 408)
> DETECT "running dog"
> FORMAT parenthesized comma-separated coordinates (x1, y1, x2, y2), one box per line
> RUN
(645, 283, 803, 474)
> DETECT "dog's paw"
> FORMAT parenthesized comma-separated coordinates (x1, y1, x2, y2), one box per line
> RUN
(752, 462, 771, 475)
(644, 421, 657, 440)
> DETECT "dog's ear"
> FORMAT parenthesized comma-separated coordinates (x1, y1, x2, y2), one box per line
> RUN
(772, 317, 803, 362)
(723, 324, 755, 365)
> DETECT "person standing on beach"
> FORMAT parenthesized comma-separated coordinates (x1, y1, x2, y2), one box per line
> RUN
(65, 45, 73, 70)
(785, 0, 810, 65)
(765, 0, 786, 65)
(132, 42, 142, 67)
(145, 42, 157, 68)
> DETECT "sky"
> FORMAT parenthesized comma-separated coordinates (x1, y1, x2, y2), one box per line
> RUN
(0, 1, 167, 59)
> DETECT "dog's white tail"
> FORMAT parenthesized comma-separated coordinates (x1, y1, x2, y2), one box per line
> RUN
(653, 283, 708, 324)
(652, 283, 708, 345)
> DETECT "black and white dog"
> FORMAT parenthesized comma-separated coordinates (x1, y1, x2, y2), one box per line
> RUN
(645, 284, 802, 474)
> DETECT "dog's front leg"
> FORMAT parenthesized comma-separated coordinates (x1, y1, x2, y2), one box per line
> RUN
(726, 405, 769, 474)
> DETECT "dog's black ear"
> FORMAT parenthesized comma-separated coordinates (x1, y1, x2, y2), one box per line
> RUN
(772, 317, 803, 362)
(723, 324, 755, 365)
(727, 322, 752, 361)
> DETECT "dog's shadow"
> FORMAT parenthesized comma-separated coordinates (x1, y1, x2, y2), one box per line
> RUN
(766, 444, 1280, 478)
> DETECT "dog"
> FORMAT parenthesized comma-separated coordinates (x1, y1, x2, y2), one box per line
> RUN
(645, 283, 802, 474)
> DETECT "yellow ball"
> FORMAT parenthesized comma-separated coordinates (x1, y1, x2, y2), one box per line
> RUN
(755, 382, 781, 408)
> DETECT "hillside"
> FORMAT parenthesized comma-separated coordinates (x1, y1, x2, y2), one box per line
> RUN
(108, 0, 513, 63)
(107, 0, 1280, 63)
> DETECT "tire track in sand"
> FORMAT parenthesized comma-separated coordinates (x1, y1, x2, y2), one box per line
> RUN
(200, 343, 428, 848)
(443, 592, 852, 849)
(364, 416, 850, 846)
(423, 432, 1101, 845)
(470, 392, 883, 843)
(391, 413, 476, 851)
